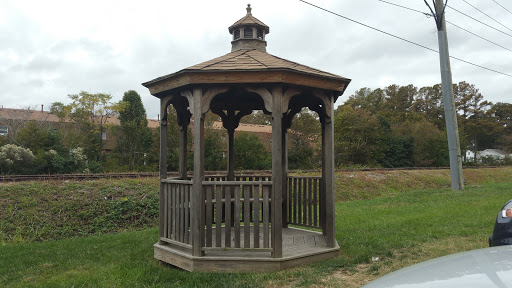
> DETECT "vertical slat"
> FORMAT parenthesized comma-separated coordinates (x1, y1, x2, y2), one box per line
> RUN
(243, 185, 251, 248)
(249, 177, 254, 222)
(163, 184, 168, 239)
(313, 178, 318, 228)
(298, 177, 303, 225)
(303, 179, 306, 226)
(234, 185, 241, 248)
(293, 177, 297, 224)
(205, 185, 213, 247)
(178, 184, 183, 243)
(288, 177, 292, 223)
(172, 184, 177, 240)
(253, 184, 260, 248)
(308, 178, 312, 226)
(184, 184, 190, 244)
(168, 185, 172, 239)
(262, 184, 270, 248)
(215, 184, 222, 247)
(224, 185, 232, 248)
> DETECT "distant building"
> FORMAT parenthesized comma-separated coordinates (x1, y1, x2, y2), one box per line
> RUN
(0, 107, 272, 152)
(464, 148, 511, 162)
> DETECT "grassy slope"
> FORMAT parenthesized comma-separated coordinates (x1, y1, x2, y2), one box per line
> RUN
(1, 167, 512, 287)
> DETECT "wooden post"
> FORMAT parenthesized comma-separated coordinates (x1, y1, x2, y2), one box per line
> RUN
(178, 124, 188, 180)
(271, 86, 283, 258)
(320, 120, 326, 233)
(323, 95, 336, 248)
(191, 88, 205, 257)
(227, 128, 235, 181)
(159, 99, 169, 245)
(282, 126, 288, 228)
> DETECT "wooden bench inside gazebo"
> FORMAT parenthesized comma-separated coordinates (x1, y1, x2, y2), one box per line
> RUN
(142, 4, 351, 272)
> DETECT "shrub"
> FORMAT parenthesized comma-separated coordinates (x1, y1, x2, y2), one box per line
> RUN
(0, 144, 35, 174)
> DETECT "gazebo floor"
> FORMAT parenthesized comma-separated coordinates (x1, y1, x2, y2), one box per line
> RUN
(154, 227, 340, 272)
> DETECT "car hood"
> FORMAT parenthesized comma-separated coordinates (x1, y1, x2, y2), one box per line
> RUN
(362, 246, 512, 288)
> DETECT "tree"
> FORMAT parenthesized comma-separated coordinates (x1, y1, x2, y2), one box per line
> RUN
(288, 108, 321, 169)
(288, 133, 315, 170)
(413, 84, 444, 128)
(234, 132, 271, 170)
(391, 119, 449, 167)
(241, 110, 271, 125)
(114, 90, 153, 171)
(204, 130, 226, 171)
(51, 91, 126, 163)
(491, 102, 512, 152)
(345, 87, 385, 115)
(333, 106, 382, 166)
(383, 84, 417, 122)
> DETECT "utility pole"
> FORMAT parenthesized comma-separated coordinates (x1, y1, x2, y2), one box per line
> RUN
(425, 0, 464, 190)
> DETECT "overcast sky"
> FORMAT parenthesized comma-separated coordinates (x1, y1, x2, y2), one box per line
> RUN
(1, 0, 511, 119)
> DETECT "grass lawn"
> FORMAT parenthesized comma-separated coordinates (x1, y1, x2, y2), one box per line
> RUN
(2, 179, 511, 287)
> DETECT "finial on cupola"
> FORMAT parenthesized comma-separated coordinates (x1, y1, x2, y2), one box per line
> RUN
(246, 4, 252, 14)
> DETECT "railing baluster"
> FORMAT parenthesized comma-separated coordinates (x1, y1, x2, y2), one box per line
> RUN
(205, 185, 213, 247)
(225, 185, 232, 248)
(215, 184, 222, 247)
(293, 177, 297, 225)
(243, 185, 251, 248)
(253, 184, 260, 248)
(234, 185, 241, 248)
(262, 184, 270, 248)
(185, 184, 190, 244)
(313, 178, 318, 228)
(308, 178, 312, 226)
(178, 184, 183, 243)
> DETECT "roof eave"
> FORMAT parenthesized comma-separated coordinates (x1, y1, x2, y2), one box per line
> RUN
(142, 69, 351, 97)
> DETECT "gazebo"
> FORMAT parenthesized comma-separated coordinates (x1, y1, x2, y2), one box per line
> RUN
(142, 5, 351, 272)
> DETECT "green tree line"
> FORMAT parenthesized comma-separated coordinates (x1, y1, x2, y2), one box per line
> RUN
(1, 82, 510, 175)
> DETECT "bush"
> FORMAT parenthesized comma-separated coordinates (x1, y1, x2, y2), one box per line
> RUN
(0, 144, 35, 174)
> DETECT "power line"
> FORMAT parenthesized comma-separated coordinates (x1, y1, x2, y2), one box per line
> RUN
(447, 21, 512, 53)
(298, 0, 512, 78)
(462, 0, 512, 33)
(446, 4, 512, 39)
(492, 0, 512, 16)
(377, 0, 512, 53)
(377, 0, 431, 17)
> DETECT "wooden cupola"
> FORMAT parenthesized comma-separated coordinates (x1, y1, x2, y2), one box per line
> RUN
(228, 4, 270, 52)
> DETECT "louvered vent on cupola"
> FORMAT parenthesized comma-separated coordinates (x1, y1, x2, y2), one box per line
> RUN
(257, 29, 263, 39)
(234, 29, 240, 40)
(244, 28, 253, 38)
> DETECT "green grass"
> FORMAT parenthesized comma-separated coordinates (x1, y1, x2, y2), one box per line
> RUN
(0, 178, 159, 243)
(2, 180, 511, 287)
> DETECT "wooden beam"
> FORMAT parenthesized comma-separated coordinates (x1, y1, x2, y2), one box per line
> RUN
(159, 98, 169, 245)
(323, 94, 336, 248)
(282, 127, 288, 228)
(271, 85, 283, 258)
(192, 87, 205, 257)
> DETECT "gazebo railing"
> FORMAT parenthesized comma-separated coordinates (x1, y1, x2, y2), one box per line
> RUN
(160, 178, 192, 248)
(202, 180, 272, 252)
(287, 175, 322, 229)
(160, 174, 322, 255)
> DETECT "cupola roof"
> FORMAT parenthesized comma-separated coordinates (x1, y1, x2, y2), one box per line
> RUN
(228, 4, 269, 34)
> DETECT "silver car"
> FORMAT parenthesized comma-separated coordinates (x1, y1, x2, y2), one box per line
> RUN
(362, 245, 512, 288)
